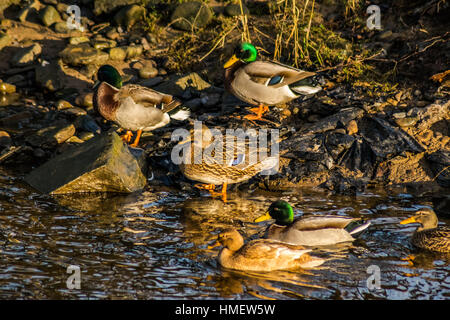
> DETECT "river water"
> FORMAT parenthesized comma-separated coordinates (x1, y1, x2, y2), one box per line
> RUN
(0, 168, 449, 299)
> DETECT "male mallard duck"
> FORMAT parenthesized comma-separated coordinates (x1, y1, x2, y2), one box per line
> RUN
(223, 42, 322, 122)
(254, 200, 371, 246)
(400, 208, 450, 253)
(213, 228, 325, 272)
(93, 65, 190, 147)
(176, 125, 278, 202)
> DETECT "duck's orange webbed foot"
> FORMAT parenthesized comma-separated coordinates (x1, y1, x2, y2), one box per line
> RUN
(129, 130, 143, 148)
(194, 183, 228, 202)
(121, 131, 133, 143)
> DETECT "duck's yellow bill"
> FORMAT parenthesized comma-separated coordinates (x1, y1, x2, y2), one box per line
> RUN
(208, 241, 221, 249)
(254, 212, 272, 223)
(224, 55, 239, 69)
(400, 216, 417, 225)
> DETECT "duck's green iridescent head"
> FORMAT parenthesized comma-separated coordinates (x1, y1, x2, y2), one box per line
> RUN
(97, 65, 123, 89)
(224, 42, 258, 68)
(254, 200, 294, 225)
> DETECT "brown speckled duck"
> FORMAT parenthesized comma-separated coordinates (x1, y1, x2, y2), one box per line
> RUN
(93, 65, 190, 147)
(212, 228, 325, 272)
(400, 208, 450, 253)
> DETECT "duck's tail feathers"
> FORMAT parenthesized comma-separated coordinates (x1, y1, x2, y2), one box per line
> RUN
(346, 220, 371, 236)
(164, 100, 191, 121)
(289, 74, 323, 96)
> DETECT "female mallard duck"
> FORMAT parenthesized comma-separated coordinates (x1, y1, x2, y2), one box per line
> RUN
(224, 43, 322, 122)
(213, 228, 325, 272)
(254, 200, 371, 246)
(400, 208, 450, 253)
(176, 125, 278, 202)
(93, 65, 190, 147)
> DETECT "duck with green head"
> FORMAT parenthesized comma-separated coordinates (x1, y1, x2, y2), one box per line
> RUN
(400, 208, 450, 253)
(224, 43, 322, 123)
(93, 65, 190, 147)
(254, 200, 371, 246)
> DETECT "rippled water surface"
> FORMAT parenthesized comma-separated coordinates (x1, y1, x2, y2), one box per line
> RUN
(0, 168, 449, 299)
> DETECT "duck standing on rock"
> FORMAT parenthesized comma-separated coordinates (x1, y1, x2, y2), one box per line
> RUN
(93, 65, 190, 147)
(212, 228, 325, 272)
(400, 208, 450, 253)
(223, 43, 322, 123)
(254, 200, 371, 246)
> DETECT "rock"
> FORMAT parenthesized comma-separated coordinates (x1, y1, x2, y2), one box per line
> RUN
(56, 99, 73, 110)
(92, 40, 117, 50)
(39, 5, 62, 27)
(5, 74, 25, 84)
(126, 44, 143, 59)
(69, 36, 90, 45)
(0, 131, 11, 148)
(0, 32, 11, 51)
(24, 131, 147, 194)
(393, 112, 406, 119)
(153, 72, 212, 97)
(300, 107, 365, 134)
(138, 61, 158, 79)
(395, 117, 418, 127)
(106, 28, 120, 40)
(11, 43, 42, 66)
(224, 3, 249, 16)
(75, 93, 94, 109)
(346, 120, 358, 135)
(426, 151, 450, 188)
(0, 0, 21, 15)
(60, 107, 87, 116)
(53, 21, 70, 33)
(359, 116, 424, 159)
(93, 0, 150, 15)
(171, 1, 213, 31)
(78, 131, 95, 141)
(109, 47, 127, 61)
(74, 115, 101, 135)
(35, 63, 64, 91)
(407, 101, 450, 130)
(138, 76, 164, 87)
(60, 43, 109, 66)
(324, 131, 355, 161)
(113, 4, 146, 30)
(25, 123, 76, 148)
(0, 111, 32, 128)
(0, 82, 16, 93)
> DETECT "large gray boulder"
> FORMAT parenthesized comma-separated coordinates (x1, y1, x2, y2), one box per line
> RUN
(25, 131, 147, 194)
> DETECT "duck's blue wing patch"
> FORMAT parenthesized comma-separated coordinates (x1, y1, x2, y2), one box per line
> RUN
(267, 75, 284, 86)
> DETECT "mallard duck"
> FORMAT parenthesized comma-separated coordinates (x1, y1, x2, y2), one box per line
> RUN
(93, 65, 190, 147)
(254, 200, 371, 246)
(213, 228, 325, 272)
(400, 208, 450, 253)
(176, 125, 278, 202)
(223, 42, 322, 123)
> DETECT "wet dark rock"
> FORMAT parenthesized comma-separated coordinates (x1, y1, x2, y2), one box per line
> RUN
(359, 116, 425, 159)
(35, 63, 64, 92)
(113, 5, 146, 30)
(171, 1, 213, 31)
(426, 150, 450, 188)
(324, 131, 355, 161)
(153, 72, 213, 97)
(74, 115, 101, 135)
(339, 138, 377, 177)
(25, 123, 76, 148)
(24, 131, 147, 194)
(138, 76, 164, 87)
(225, 3, 249, 17)
(93, 0, 150, 15)
(299, 107, 365, 134)
(59, 43, 109, 66)
(281, 133, 328, 162)
(11, 43, 42, 66)
(39, 5, 62, 27)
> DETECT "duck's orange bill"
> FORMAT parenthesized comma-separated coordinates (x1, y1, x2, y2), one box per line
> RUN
(400, 216, 417, 225)
(224, 55, 239, 69)
(254, 212, 271, 223)
(208, 241, 221, 249)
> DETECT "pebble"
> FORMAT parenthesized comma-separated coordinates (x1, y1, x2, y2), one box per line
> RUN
(56, 100, 73, 110)
(75, 93, 94, 109)
(0, 82, 16, 94)
(39, 5, 62, 27)
(395, 117, 418, 127)
(393, 112, 406, 119)
(33, 148, 46, 158)
(138, 62, 158, 79)
(109, 47, 127, 61)
(0, 131, 11, 148)
(69, 37, 90, 45)
(78, 131, 95, 141)
(346, 120, 358, 135)
(12, 43, 42, 66)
